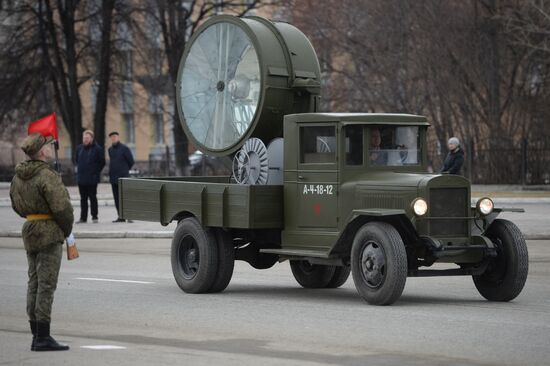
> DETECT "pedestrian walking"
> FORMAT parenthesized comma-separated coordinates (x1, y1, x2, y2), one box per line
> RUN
(441, 137, 464, 175)
(75, 130, 105, 223)
(10, 133, 74, 351)
(108, 131, 134, 222)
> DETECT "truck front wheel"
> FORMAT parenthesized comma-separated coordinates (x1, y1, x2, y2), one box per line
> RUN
(171, 217, 218, 293)
(351, 222, 407, 305)
(290, 261, 336, 288)
(473, 219, 529, 302)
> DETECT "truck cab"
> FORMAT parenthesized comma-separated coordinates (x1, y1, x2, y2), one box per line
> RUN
(258, 112, 527, 304)
(281, 113, 430, 251)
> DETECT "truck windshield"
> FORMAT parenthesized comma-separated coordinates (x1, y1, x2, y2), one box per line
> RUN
(369, 126, 421, 166)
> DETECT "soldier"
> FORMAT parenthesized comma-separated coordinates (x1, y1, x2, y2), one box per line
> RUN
(10, 133, 74, 351)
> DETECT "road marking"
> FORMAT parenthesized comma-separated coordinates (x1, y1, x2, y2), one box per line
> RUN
(81, 345, 127, 350)
(76, 277, 154, 284)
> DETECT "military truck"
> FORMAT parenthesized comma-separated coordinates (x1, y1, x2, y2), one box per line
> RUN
(120, 15, 528, 305)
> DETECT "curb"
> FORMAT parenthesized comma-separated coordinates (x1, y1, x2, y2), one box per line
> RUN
(0, 230, 174, 239)
(0, 200, 115, 208)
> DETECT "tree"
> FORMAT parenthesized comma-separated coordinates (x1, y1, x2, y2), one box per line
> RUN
(288, 0, 550, 183)
(0, 0, 126, 159)
(0, 1, 86, 156)
(91, 0, 116, 149)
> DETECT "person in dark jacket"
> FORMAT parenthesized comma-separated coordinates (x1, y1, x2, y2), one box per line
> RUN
(441, 137, 464, 175)
(108, 131, 134, 222)
(75, 130, 105, 223)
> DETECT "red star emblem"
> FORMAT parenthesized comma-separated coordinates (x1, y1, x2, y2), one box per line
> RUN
(313, 203, 322, 216)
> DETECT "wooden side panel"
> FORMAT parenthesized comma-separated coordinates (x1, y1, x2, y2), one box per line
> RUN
(120, 178, 163, 222)
(120, 177, 283, 229)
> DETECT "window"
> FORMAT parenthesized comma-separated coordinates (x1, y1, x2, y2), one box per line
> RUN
(122, 113, 135, 144)
(345, 125, 363, 165)
(152, 113, 163, 144)
(120, 81, 133, 113)
(121, 50, 133, 80)
(368, 126, 421, 166)
(300, 126, 336, 164)
(90, 80, 98, 114)
(149, 94, 163, 144)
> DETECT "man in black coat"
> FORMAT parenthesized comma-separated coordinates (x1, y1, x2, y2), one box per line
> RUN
(441, 137, 464, 175)
(75, 130, 105, 223)
(108, 131, 134, 222)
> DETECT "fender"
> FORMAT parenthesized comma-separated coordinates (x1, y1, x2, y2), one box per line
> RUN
(330, 209, 418, 258)
(470, 207, 525, 236)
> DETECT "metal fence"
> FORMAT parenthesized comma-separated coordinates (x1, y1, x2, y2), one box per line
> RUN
(1, 146, 549, 185)
(429, 147, 550, 185)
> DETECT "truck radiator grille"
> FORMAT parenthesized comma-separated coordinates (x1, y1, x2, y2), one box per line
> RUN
(429, 188, 468, 237)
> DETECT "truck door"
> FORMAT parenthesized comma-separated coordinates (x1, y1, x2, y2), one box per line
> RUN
(296, 124, 338, 228)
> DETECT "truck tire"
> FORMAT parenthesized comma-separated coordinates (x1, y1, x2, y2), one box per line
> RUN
(290, 261, 336, 288)
(171, 217, 218, 293)
(351, 222, 407, 305)
(473, 219, 529, 302)
(207, 228, 235, 293)
(326, 266, 351, 288)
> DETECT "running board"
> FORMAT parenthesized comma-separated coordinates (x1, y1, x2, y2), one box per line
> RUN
(260, 248, 331, 258)
(408, 266, 487, 277)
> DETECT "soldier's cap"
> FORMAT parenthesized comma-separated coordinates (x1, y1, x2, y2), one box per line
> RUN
(21, 133, 54, 156)
(108, 131, 119, 137)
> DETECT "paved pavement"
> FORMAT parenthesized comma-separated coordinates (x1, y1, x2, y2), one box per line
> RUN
(1, 182, 549, 239)
(0, 183, 176, 238)
(1, 237, 549, 366)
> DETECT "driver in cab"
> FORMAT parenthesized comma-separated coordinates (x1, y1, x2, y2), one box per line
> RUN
(369, 128, 388, 166)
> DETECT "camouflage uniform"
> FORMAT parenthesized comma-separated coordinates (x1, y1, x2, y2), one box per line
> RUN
(10, 135, 73, 323)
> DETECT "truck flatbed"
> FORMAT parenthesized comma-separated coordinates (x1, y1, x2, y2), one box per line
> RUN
(120, 176, 283, 229)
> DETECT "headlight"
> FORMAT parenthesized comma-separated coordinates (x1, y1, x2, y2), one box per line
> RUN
(412, 198, 428, 216)
(477, 197, 494, 216)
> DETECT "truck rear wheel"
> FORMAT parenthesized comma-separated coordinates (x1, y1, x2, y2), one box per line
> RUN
(207, 228, 235, 293)
(351, 222, 407, 305)
(171, 217, 218, 293)
(473, 219, 528, 301)
(290, 261, 336, 288)
(326, 266, 351, 288)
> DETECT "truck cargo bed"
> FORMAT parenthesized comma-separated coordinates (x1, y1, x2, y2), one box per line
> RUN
(119, 176, 284, 229)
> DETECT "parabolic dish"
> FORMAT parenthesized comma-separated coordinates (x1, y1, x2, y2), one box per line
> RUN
(178, 21, 261, 152)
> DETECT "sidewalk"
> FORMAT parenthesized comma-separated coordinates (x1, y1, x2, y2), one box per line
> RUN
(0, 182, 549, 239)
(0, 182, 175, 239)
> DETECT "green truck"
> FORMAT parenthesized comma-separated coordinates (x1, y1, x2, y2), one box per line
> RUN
(120, 15, 528, 305)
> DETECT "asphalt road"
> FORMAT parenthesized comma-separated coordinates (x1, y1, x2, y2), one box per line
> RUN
(1, 238, 549, 366)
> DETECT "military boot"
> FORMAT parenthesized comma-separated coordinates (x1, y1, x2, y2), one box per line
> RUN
(33, 321, 69, 351)
(29, 320, 37, 351)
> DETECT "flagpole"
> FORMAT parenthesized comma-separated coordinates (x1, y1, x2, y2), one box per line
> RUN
(53, 140, 60, 172)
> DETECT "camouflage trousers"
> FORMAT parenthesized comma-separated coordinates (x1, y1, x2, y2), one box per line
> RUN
(26, 243, 62, 322)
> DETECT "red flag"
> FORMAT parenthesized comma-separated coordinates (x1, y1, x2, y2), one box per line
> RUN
(28, 113, 58, 140)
